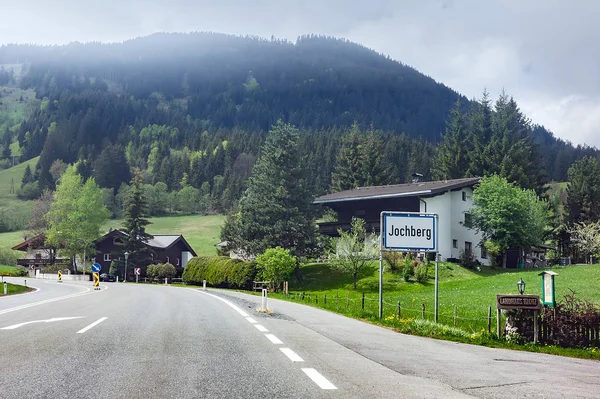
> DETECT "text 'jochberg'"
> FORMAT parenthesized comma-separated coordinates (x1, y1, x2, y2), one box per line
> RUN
(388, 225, 432, 240)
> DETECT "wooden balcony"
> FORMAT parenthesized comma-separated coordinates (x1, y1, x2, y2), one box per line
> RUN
(16, 258, 72, 267)
(318, 220, 380, 236)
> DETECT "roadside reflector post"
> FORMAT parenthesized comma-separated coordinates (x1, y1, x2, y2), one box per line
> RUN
(3, 282, 6, 295)
(261, 288, 268, 312)
(24, 279, 27, 287)
(202, 280, 207, 291)
(164, 277, 168, 285)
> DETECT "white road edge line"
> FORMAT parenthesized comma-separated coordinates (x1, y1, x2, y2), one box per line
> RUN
(265, 333, 283, 344)
(302, 368, 337, 390)
(254, 324, 268, 332)
(195, 290, 249, 317)
(0, 286, 91, 315)
(76, 317, 107, 334)
(245, 317, 258, 324)
(280, 348, 304, 362)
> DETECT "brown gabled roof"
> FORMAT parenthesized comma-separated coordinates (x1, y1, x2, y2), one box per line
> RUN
(314, 177, 481, 204)
(11, 233, 46, 251)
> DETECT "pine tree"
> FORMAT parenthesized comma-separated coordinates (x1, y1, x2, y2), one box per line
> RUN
(432, 100, 471, 180)
(21, 164, 33, 188)
(122, 168, 153, 273)
(221, 121, 317, 276)
(467, 89, 493, 177)
(566, 156, 600, 224)
(330, 124, 364, 192)
(361, 129, 393, 186)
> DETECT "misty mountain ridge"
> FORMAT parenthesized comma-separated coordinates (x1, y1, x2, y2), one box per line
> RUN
(0, 32, 596, 197)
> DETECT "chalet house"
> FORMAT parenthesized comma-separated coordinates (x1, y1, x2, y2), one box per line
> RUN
(314, 177, 490, 266)
(93, 229, 197, 275)
(11, 234, 71, 269)
(11, 230, 197, 275)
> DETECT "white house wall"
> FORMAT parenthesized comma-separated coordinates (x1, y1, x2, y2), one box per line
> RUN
(419, 188, 489, 266)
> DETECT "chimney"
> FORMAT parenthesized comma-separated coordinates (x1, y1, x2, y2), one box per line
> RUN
(412, 173, 423, 183)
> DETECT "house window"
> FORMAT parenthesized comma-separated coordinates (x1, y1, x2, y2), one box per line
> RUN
(462, 191, 466, 201)
(465, 241, 472, 255)
(104, 253, 111, 262)
(453, 239, 458, 249)
(481, 246, 487, 259)
(464, 213, 472, 228)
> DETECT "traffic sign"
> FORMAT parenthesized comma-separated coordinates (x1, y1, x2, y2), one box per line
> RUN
(57, 270, 62, 282)
(91, 263, 101, 273)
(381, 212, 437, 251)
(134, 268, 141, 276)
(93, 272, 100, 290)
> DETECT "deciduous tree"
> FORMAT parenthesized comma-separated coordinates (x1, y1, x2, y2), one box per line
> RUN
(470, 175, 549, 267)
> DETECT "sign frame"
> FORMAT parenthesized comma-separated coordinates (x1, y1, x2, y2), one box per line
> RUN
(496, 294, 541, 310)
(381, 212, 438, 252)
(91, 263, 101, 273)
(378, 211, 440, 322)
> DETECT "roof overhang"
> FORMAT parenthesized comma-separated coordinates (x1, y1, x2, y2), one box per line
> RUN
(314, 190, 432, 204)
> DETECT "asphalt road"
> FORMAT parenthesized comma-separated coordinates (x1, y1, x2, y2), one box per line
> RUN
(0, 278, 599, 399)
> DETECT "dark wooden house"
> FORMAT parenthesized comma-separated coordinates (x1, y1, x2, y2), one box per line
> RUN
(93, 229, 197, 276)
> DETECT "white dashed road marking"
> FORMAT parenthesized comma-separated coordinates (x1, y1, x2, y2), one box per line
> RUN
(302, 368, 338, 390)
(280, 348, 304, 362)
(265, 333, 283, 344)
(196, 289, 337, 391)
(76, 317, 107, 334)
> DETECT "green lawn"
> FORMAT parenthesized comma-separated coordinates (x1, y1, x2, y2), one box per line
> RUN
(102, 214, 225, 256)
(0, 265, 27, 276)
(0, 156, 38, 230)
(275, 262, 600, 333)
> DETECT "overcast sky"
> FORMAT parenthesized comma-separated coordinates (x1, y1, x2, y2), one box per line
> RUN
(2, 0, 599, 147)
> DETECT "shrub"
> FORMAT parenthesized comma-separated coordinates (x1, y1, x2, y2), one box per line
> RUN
(402, 254, 415, 282)
(255, 247, 296, 292)
(147, 263, 177, 280)
(459, 249, 477, 269)
(182, 256, 256, 289)
(383, 251, 403, 273)
(0, 265, 28, 276)
(0, 248, 18, 266)
(414, 262, 429, 283)
(541, 289, 600, 348)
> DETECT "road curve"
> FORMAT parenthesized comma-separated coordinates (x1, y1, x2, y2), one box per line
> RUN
(0, 281, 598, 398)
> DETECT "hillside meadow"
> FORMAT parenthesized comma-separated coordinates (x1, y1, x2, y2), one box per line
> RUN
(0, 214, 224, 257)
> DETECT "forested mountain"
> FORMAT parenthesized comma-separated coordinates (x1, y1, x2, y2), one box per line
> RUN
(0, 32, 597, 230)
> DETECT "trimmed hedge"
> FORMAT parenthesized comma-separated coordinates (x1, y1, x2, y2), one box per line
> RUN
(182, 256, 256, 289)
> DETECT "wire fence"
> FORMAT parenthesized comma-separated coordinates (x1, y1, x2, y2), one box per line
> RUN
(278, 291, 500, 333)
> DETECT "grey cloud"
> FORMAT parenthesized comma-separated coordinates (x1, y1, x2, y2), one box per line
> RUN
(1, 0, 599, 147)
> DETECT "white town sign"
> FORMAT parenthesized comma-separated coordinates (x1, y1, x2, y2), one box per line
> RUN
(381, 212, 437, 251)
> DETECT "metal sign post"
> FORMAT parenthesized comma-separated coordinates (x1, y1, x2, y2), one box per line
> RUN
(379, 211, 439, 320)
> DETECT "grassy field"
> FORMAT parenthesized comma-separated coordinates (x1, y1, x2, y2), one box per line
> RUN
(102, 214, 225, 256)
(270, 262, 600, 336)
(0, 214, 225, 257)
(0, 156, 38, 230)
(0, 265, 27, 276)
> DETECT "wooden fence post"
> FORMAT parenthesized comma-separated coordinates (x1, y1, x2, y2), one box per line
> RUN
(421, 303, 425, 319)
(362, 293, 365, 310)
(453, 306, 457, 327)
(347, 292, 350, 308)
(397, 301, 401, 318)
(487, 306, 492, 333)
(324, 294, 326, 306)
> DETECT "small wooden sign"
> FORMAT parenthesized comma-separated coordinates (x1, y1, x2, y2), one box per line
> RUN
(496, 295, 540, 310)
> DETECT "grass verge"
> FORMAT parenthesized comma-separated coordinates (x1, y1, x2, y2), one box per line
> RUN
(257, 261, 600, 360)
